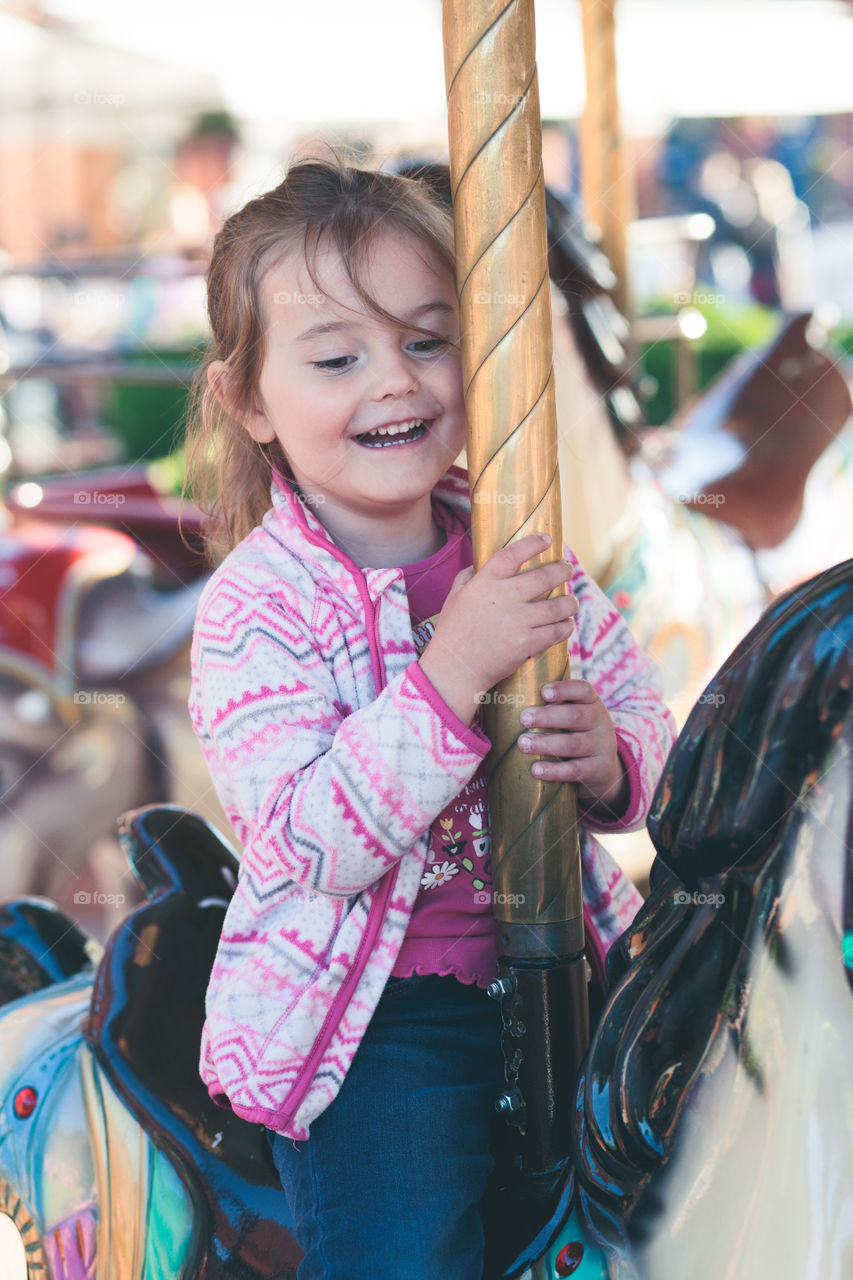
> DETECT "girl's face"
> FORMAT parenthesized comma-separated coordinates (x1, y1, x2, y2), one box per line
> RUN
(245, 225, 466, 550)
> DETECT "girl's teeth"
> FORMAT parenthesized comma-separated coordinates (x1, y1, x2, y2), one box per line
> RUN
(371, 421, 421, 437)
(358, 420, 427, 446)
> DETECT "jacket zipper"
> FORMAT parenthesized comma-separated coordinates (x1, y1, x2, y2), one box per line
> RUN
(277, 533, 405, 1126)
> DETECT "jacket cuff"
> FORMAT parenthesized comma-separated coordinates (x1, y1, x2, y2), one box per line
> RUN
(407, 662, 491, 757)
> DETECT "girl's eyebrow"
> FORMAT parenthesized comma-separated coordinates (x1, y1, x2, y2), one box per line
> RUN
(294, 300, 455, 344)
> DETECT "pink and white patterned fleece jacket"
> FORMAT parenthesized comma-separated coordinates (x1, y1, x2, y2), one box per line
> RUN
(189, 466, 676, 1140)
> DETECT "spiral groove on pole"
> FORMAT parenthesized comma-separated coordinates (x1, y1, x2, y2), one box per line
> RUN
(442, 0, 582, 955)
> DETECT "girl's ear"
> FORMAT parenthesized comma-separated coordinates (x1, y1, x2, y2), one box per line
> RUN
(207, 361, 276, 444)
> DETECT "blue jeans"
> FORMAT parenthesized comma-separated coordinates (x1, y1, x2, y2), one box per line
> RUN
(266, 972, 505, 1280)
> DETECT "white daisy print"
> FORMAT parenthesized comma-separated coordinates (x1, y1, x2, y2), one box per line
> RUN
(421, 861, 460, 890)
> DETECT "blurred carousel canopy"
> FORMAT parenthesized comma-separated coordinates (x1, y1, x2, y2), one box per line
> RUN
(32, 0, 853, 140)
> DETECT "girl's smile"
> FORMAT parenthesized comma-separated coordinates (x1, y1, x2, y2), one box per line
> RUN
(355, 419, 428, 448)
(237, 226, 467, 566)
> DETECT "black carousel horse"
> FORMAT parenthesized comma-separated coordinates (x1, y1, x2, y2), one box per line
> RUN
(570, 556, 853, 1277)
(0, 806, 301, 1277)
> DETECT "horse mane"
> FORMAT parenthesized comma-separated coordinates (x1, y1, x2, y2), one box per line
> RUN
(647, 555, 853, 883)
(572, 557, 853, 1253)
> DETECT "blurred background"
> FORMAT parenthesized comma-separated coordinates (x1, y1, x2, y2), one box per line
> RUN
(4, 0, 853, 470)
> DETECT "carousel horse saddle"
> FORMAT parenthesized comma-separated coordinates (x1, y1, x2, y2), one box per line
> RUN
(0, 899, 95, 1009)
(657, 312, 852, 549)
(0, 520, 203, 687)
(6, 465, 209, 586)
(83, 804, 301, 1279)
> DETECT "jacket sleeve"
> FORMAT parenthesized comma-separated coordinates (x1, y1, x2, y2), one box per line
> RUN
(189, 569, 490, 897)
(566, 549, 676, 834)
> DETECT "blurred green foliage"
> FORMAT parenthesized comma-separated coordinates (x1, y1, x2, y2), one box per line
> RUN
(639, 302, 779, 425)
(104, 349, 201, 463)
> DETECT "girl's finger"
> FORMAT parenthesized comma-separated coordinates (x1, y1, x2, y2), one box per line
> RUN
(529, 758, 585, 782)
(519, 702, 598, 732)
(541, 678, 598, 703)
(483, 532, 554, 579)
(517, 729, 601, 759)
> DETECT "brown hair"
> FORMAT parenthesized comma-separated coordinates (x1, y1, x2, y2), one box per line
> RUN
(182, 155, 456, 561)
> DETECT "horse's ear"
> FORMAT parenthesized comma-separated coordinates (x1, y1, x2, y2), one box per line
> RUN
(662, 312, 852, 550)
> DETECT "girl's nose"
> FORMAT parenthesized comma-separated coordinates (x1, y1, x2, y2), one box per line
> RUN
(370, 349, 419, 399)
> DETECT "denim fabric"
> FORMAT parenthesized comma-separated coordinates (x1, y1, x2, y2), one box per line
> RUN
(266, 973, 505, 1279)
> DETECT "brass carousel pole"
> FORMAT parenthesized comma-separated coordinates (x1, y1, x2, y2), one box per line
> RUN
(579, 0, 634, 317)
(442, 1, 589, 1268)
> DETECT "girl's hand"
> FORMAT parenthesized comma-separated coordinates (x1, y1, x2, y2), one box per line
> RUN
(419, 533, 578, 726)
(517, 679, 630, 818)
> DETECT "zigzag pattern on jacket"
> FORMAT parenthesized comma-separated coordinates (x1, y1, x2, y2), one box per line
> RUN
(190, 466, 676, 1139)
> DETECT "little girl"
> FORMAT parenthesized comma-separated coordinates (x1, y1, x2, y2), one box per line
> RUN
(186, 157, 676, 1279)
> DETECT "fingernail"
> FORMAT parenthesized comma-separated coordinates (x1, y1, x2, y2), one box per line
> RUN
(532, 763, 546, 778)
(542, 686, 556, 700)
(519, 710, 535, 727)
(540, 533, 551, 546)
(518, 735, 533, 751)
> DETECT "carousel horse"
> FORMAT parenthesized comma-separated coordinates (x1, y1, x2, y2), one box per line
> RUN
(548, 555, 853, 1278)
(544, 187, 853, 711)
(0, 804, 300, 1278)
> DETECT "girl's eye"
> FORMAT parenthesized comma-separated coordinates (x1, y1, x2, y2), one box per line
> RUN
(409, 337, 449, 355)
(312, 355, 354, 372)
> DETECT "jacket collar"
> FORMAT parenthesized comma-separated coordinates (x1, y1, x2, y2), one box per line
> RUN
(266, 466, 472, 596)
